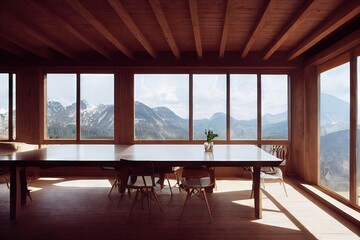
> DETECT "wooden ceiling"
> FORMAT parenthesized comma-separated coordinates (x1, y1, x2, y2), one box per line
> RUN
(0, 0, 359, 65)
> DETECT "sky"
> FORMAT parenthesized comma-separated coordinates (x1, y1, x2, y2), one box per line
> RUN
(46, 73, 114, 107)
(1, 66, 356, 120)
(320, 62, 350, 103)
(0, 73, 9, 114)
(135, 73, 288, 120)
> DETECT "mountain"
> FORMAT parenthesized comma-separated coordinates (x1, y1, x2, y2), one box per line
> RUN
(47, 100, 114, 139)
(320, 93, 350, 136)
(0, 112, 8, 136)
(135, 101, 188, 140)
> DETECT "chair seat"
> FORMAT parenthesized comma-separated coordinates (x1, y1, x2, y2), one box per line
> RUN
(261, 167, 283, 180)
(182, 177, 212, 188)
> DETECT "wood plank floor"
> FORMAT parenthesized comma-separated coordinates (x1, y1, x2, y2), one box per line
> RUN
(0, 176, 359, 240)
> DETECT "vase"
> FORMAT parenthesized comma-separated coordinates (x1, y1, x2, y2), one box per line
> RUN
(204, 141, 214, 152)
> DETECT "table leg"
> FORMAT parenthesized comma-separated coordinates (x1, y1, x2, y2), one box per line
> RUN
(9, 166, 22, 220)
(253, 166, 262, 219)
(117, 167, 130, 193)
(20, 168, 27, 205)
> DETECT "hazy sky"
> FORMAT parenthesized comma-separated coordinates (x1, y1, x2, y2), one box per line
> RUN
(320, 62, 350, 103)
(1, 66, 356, 119)
(0, 74, 9, 114)
(135, 73, 288, 120)
(46, 73, 114, 107)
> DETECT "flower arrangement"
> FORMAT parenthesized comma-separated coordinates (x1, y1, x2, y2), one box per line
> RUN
(205, 129, 218, 143)
(204, 129, 218, 152)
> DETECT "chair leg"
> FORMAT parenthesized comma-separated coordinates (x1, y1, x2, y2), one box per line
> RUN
(179, 189, 192, 219)
(165, 175, 173, 196)
(146, 189, 151, 214)
(4, 176, 10, 189)
(202, 189, 213, 222)
(281, 179, 288, 197)
(128, 189, 140, 218)
(152, 189, 163, 212)
(173, 171, 181, 193)
(108, 178, 118, 197)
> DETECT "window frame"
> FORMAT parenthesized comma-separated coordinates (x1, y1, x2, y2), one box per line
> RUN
(43, 71, 116, 144)
(316, 48, 360, 208)
(132, 70, 291, 146)
(0, 72, 16, 141)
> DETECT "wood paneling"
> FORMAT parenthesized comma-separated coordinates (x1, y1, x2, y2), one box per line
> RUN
(118, 70, 134, 144)
(289, 68, 305, 178)
(303, 66, 319, 183)
(16, 69, 41, 144)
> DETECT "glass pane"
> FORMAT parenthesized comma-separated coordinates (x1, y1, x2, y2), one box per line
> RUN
(80, 74, 114, 140)
(193, 74, 226, 140)
(320, 62, 350, 199)
(12, 74, 16, 140)
(0, 74, 9, 139)
(357, 56, 360, 205)
(46, 74, 77, 139)
(230, 74, 257, 140)
(134, 74, 189, 140)
(261, 75, 288, 139)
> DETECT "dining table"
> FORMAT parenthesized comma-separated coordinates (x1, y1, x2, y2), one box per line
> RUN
(0, 144, 282, 220)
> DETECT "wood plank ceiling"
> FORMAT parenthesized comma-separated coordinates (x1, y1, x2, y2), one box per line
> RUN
(0, 0, 359, 64)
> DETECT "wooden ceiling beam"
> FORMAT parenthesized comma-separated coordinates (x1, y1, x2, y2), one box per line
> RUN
(189, 0, 202, 58)
(242, 0, 275, 58)
(28, 0, 113, 60)
(66, 0, 132, 59)
(2, 4, 77, 59)
(288, 0, 360, 60)
(25, 29, 77, 60)
(107, 0, 156, 58)
(263, 0, 318, 60)
(0, 37, 25, 57)
(149, 0, 180, 59)
(219, 0, 234, 58)
(0, 31, 52, 60)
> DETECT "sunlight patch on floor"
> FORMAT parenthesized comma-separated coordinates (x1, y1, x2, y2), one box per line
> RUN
(213, 179, 252, 193)
(37, 177, 65, 181)
(53, 179, 112, 188)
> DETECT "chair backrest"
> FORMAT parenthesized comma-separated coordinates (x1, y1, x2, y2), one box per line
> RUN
(182, 168, 211, 179)
(181, 167, 215, 187)
(270, 145, 288, 161)
(269, 145, 289, 168)
(121, 160, 158, 187)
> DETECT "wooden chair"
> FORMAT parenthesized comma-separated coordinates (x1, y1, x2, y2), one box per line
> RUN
(0, 167, 10, 189)
(250, 145, 288, 197)
(120, 160, 163, 219)
(179, 167, 215, 222)
(158, 166, 182, 195)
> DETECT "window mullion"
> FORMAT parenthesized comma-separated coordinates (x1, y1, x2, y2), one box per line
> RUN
(76, 73, 81, 141)
(257, 74, 261, 147)
(189, 74, 193, 141)
(8, 73, 13, 140)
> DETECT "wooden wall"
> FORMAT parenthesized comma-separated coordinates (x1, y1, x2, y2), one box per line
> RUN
(16, 68, 42, 144)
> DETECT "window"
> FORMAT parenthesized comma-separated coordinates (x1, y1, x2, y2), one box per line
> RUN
(46, 74, 77, 139)
(0, 73, 16, 140)
(45, 73, 114, 140)
(134, 74, 189, 140)
(134, 73, 288, 142)
(261, 74, 288, 140)
(80, 74, 114, 140)
(193, 74, 227, 140)
(230, 74, 257, 140)
(320, 62, 350, 199)
(0, 74, 9, 139)
(357, 55, 360, 205)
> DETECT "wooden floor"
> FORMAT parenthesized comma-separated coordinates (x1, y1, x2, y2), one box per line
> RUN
(0, 176, 359, 240)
